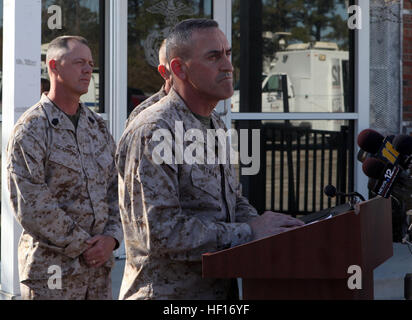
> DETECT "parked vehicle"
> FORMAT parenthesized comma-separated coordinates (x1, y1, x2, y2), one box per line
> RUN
(232, 42, 349, 131)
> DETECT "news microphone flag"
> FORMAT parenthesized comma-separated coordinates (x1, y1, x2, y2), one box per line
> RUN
(362, 157, 401, 198)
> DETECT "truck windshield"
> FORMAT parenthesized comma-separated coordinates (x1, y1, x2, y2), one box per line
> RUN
(234, 74, 267, 90)
(262, 75, 282, 93)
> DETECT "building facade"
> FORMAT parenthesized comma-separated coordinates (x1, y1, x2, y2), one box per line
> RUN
(0, 0, 374, 299)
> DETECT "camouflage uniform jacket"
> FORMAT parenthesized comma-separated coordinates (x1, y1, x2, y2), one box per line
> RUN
(7, 94, 123, 282)
(116, 88, 258, 300)
(125, 86, 167, 128)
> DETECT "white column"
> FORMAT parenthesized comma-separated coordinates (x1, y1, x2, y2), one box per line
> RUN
(355, 0, 370, 199)
(214, 0, 232, 129)
(106, 0, 127, 143)
(214, 0, 244, 298)
(106, 0, 127, 258)
(1, 0, 41, 299)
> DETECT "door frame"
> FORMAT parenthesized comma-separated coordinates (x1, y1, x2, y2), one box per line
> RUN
(212, 0, 370, 198)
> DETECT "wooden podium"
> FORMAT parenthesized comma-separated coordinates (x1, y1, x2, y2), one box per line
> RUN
(202, 197, 393, 300)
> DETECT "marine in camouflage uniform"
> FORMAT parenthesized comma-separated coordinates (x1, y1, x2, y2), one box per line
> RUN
(116, 88, 258, 299)
(125, 85, 167, 129)
(126, 39, 171, 129)
(7, 94, 123, 299)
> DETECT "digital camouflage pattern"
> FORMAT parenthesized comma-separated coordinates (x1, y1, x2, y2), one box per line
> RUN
(125, 86, 167, 129)
(20, 265, 112, 300)
(7, 94, 123, 298)
(116, 88, 258, 300)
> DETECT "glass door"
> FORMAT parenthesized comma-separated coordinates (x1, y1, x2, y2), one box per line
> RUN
(127, 0, 213, 116)
(229, 0, 361, 216)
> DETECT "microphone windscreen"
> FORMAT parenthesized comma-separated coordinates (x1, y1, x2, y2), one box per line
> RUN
(357, 129, 384, 154)
(392, 134, 412, 156)
(362, 157, 386, 179)
(324, 184, 337, 197)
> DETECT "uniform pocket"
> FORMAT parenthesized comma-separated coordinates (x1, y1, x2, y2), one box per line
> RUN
(46, 146, 83, 193)
(48, 146, 81, 173)
(94, 143, 113, 172)
(96, 151, 113, 172)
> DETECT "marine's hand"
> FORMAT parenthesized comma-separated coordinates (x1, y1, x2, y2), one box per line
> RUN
(247, 211, 304, 241)
(82, 235, 116, 268)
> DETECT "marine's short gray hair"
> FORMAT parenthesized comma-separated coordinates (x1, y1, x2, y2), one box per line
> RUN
(166, 18, 219, 62)
(46, 35, 89, 66)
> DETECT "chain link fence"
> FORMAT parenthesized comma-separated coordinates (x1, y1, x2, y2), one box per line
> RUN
(370, 0, 402, 135)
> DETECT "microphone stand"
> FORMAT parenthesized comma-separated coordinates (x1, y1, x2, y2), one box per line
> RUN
(338, 192, 365, 210)
(348, 196, 359, 210)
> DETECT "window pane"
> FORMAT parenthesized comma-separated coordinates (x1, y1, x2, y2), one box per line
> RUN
(232, 0, 352, 117)
(41, 0, 102, 112)
(232, 119, 354, 216)
(127, 0, 212, 116)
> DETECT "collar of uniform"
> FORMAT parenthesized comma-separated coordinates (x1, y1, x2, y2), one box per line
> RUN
(159, 84, 166, 96)
(41, 94, 88, 132)
(168, 88, 224, 132)
(154, 85, 167, 103)
(76, 103, 98, 133)
(168, 89, 203, 132)
(210, 112, 224, 130)
(167, 89, 230, 164)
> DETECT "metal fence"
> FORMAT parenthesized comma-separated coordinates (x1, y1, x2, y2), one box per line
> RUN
(256, 123, 353, 217)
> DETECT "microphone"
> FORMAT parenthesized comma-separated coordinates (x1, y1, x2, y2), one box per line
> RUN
(324, 184, 366, 202)
(357, 129, 384, 154)
(392, 134, 412, 169)
(393, 134, 412, 155)
(362, 157, 402, 198)
(357, 129, 398, 166)
(362, 157, 386, 179)
(357, 148, 369, 163)
(357, 129, 412, 201)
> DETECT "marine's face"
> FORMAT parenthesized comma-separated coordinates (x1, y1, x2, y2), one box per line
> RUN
(184, 28, 234, 103)
(55, 40, 94, 96)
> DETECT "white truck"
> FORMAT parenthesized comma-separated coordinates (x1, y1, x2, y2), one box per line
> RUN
(232, 42, 349, 131)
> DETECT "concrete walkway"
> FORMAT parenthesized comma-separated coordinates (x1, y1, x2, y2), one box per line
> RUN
(111, 242, 412, 300)
(374, 242, 412, 300)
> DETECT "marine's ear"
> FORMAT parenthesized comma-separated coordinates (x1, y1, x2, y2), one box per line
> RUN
(48, 59, 59, 77)
(170, 58, 187, 81)
(158, 64, 170, 81)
